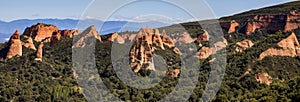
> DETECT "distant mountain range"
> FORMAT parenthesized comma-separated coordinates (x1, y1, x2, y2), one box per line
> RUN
(0, 19, 170, 42)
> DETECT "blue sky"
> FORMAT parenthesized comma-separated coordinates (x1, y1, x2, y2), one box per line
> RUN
(0, 0, 296, 22)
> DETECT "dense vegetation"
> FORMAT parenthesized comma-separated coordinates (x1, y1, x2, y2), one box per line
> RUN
(1, 1, 300, 101)
(0, 38, 85, 101)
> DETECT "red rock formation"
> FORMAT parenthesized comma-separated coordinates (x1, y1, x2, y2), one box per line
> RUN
(34, 43, 44, 61)
(196, 47, 212, 59)
(197, 30, 210, 42)
(72, 26, 102, 48)
(22, 36, 36, 50)
(59, 30, 76, 38)
(259, 32, 300, 60)
(196, 40, 227, 59)
(176, 32, 195, 44)
(23, 23, 59, 42)
(161, 30, 175, 48)
(220, 20, 239, 33)
(121, 34, 130, 42)
(243, 11, 300, 35)
(108, 33, 125, 44)
(128, 34, 137, 42)
(153, 32, 165, 50)
(285, 10, 300, 31)
(50, 32, 61, 46)
(6, 30, 22, 59)
(255, 72, 273, 85)
(129, 27, 179, 72)
(235, 39, 254, 52)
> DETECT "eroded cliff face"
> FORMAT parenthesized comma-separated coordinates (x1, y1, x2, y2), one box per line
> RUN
(259, 32, 300, 60)
(108, 33, 125, 44)
(50, 32, 61, 46)
(34, 43, 44, 61)
(220, 20, 239, 33)
(59, 30, 77, 38)
(6, 30, 22, 59)
(23, 23, 59, 42)
(197, 30, 210, 42)
(22, 36, 36, 50)
(235, 39, 254, 52)
(72, 26, 102, 48)
(129, 27, 179, 72)
(243, 10, 300, 35)
(175, 32, 195, 44)
(22, 23, 79, 45)
(196, 40, 227, 59)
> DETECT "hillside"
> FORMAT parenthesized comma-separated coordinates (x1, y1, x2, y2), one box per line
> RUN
(0, 1, 300, 101)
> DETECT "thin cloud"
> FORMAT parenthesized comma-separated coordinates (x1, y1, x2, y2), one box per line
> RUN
(31, 14, 40, 17)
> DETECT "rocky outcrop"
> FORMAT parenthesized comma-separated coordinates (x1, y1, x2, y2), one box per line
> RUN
(23, 23, 80, 45)
(196, 40, 227, 59)
(50, 32, 61, 46)
(197, 30, 210, 42)
(120, 34, 130, 42)
(220, 20, 239, 33)
(197, 47, 212, 59)
(243, 11, 300, 35)
(72, 26, 102, 48)
(176, 32, 195, 44)
(255, 72, 273, 85)
(285, 10, 300, 31)
(152, 32, 165, 50)
(259, 33, 300, 60)
(161, 30, 175, 48)
(34, 43, 44, 61)
(22, 36, 36, 50)
(235, 39, 254, 52)
(108, 33, 125, 44)
(167, 69, 180, 78)
(128, 34, 137, 42)
(23, 23, 59, 42)
(59, 30, 76, 38)
(6, 30, 22, 59)
(129, 27, 178, 72)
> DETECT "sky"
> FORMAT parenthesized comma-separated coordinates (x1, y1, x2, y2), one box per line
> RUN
(0, 0, 296, 22)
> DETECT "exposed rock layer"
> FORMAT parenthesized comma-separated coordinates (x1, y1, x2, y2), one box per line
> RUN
(220, 20, 239, 33)
(35, 43, 44, 61)
(6, 30, 22, 59)
(72, 26, 102, 48)
(23, 23, 59, 42)
(235, 39, 254, 52)
(243, 11, 300, 35)
(22, 36, 36, 50)
(129, 27, 178, 72)
(259, 33, 300, 60)
(255, 72, 273, 85)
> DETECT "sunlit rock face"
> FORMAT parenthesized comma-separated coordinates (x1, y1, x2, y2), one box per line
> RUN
(235, 39, 254, 52)
(72, 25, 102, 48)
(34, 42, 44, 62)
(129, 27, 179, 72)
(259, 32, 300, 60)
(255, 72, 273, 86)
(6, 30, 22, 59)
(23, 23, 59, 42)
(220, 20, 239, 33)
(22, 36, 36, 50)
(242, 11, 300, 35)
